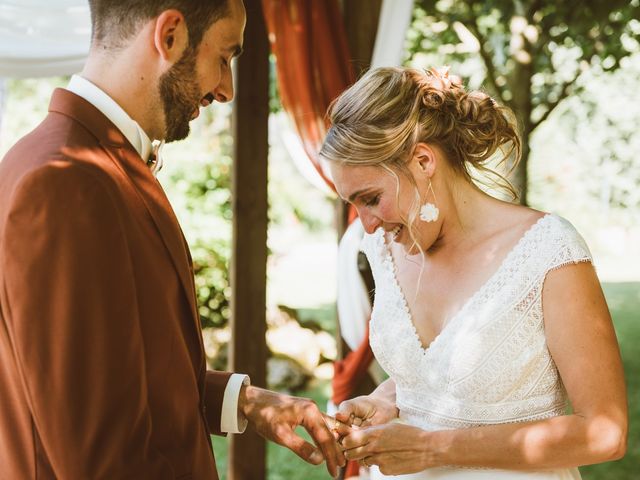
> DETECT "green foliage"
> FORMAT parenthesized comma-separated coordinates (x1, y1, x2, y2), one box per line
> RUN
(409, 0, 640, 127)
(407, 0, 640, 203)
(528, 52, 640, 230)
(0, 77, 68, 158)
(161, 104, 234, 329)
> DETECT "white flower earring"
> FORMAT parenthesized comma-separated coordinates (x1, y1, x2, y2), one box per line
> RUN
(419, 180, 439, 222)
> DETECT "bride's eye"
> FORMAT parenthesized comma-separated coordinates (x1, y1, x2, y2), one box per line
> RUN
(365, 195, 380, 207)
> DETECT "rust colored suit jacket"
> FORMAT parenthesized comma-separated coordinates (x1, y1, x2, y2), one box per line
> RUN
(0, 89, 232, 479)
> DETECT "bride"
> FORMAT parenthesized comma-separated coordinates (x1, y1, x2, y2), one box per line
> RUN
(321, 67, 627, 479)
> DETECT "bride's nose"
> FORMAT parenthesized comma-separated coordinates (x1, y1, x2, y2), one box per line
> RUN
(359, 210, 382, 234)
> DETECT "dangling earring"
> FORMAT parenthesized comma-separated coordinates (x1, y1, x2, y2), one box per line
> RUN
(419, 180, 439, 222)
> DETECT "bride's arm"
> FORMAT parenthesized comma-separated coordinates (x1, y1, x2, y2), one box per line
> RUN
(428, 262, 627, 469)
(370, 378, 396, 403)
(342, 263, 628, 473)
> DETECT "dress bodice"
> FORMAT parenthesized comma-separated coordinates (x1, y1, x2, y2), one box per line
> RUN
(361, 214, 592, 431)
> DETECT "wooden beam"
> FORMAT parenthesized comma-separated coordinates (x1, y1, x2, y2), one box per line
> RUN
(343, 0, 383, 78)
(228, 0, 269, 478)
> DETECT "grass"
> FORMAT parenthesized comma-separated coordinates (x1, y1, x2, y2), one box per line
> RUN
(213, 282, 639, 479)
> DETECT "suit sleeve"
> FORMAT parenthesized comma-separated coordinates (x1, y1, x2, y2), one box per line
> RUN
(1, 163, 173, 479)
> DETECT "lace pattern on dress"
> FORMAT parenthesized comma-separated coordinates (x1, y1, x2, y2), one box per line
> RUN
(360, 214, 592, 430)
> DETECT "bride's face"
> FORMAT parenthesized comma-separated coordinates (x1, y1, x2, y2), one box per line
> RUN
(330, 162, 436, 252)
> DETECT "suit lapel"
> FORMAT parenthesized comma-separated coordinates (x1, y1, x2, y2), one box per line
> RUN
(110, 146, 201, 330)
(48, 89, 203, 350)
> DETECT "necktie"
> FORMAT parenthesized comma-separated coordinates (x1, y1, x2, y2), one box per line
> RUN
(146, 141, 165, 175)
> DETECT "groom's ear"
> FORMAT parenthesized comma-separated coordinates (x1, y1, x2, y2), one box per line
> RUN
(153, 9, 189, 63)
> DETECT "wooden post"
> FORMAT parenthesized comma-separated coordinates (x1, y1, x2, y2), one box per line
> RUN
(228, 0, 269, 478)
(343, 0, 383, 78)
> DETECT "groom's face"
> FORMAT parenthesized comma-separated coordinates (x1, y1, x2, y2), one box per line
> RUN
(159, 46, 201, 142)
(159, 0, 246, 142)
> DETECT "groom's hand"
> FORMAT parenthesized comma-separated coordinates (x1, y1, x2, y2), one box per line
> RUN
(239, 385, 346, 477)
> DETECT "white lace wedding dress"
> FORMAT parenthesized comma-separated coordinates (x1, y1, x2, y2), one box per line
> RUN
(361, 214, 590, 479)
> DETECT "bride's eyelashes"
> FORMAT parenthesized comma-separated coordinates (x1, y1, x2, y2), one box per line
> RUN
(364, 194, 381, 207)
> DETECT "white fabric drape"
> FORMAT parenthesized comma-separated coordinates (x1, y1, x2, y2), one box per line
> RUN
(337, 219, 372, 352)
(0, 1, 90, 78)
(371, 0, 414, 69)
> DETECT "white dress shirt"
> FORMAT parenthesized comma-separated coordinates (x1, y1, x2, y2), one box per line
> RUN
(66, 75, 249, 434)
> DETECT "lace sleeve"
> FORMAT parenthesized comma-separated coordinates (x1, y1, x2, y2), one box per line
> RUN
(546, 216, 593, 274)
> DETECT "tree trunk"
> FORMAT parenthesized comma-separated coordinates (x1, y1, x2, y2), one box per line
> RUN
(508, 60, 533, 206)
(509, 139, 529, 205)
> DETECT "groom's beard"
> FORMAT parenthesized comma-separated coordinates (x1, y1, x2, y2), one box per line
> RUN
(159, 46, 201, 143)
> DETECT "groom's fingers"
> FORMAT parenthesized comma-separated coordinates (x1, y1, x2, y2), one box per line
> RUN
(274, 424, 324, 465)
(302, 411, 346, 476)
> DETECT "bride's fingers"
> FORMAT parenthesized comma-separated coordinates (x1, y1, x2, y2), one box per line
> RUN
(321, 414, 353, 443)
(343, 444, 371, 461)
(333, 421, 353, 438)
(340, 428, 369, 450)
(335, 407, 356, 424)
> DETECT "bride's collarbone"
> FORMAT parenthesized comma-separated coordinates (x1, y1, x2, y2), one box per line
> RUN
(390, 243, 505, 340)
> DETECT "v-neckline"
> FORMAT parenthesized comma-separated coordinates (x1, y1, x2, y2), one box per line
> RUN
(380, 213, 551, 355)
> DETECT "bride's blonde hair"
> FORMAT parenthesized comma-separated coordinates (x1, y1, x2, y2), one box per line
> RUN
(320, 66, 521, 250)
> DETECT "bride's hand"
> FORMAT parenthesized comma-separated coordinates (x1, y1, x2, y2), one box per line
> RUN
(341, 423, 435, 475)
(335, 394, 399, 428)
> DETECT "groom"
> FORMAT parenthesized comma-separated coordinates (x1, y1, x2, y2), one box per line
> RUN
(0, 0, 344, 478)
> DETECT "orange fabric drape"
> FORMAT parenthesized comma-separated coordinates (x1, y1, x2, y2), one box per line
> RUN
(263, 3, 374, 475)
(262, 0, 354, 187)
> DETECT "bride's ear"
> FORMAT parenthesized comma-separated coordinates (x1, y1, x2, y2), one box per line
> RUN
(411, 143, 437, 178)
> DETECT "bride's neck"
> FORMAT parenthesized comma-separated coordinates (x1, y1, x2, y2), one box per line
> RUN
(430, 178, 501, 254)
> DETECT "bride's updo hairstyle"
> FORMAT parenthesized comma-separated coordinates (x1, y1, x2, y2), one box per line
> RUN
(320, 66, 521, 205)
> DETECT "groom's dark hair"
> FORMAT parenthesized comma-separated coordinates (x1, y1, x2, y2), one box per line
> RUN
(88, 0, 230, 52)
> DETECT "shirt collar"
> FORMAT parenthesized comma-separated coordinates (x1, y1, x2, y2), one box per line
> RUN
(66, 75, 153, 163)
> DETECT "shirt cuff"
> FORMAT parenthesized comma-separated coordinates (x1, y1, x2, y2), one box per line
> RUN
(220, 374, 250, 434)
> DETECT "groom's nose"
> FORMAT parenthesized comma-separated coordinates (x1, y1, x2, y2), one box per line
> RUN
(213, 68, 234, 103)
